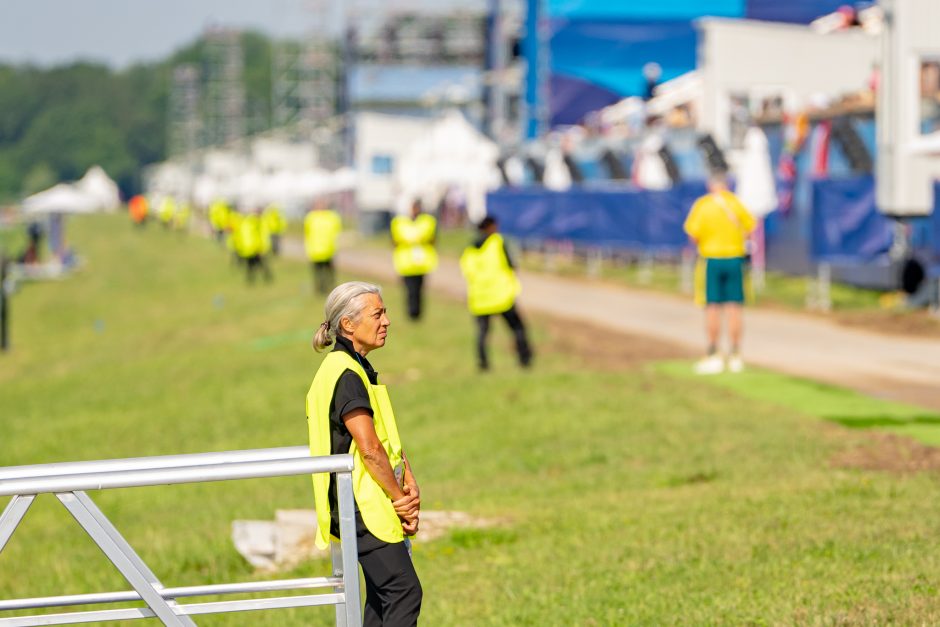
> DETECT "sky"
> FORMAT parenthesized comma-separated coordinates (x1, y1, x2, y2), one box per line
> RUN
(0, 0, 481, 68)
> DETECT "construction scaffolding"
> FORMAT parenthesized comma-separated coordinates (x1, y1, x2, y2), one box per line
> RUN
(167, 64, 201, 158)
(205, 28, 246, 148)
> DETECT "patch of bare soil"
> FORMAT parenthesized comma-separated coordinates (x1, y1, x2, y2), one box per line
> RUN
(542, 315, 696, 370)
(833, 309, 940, 340)
(831, 431, 940, 473)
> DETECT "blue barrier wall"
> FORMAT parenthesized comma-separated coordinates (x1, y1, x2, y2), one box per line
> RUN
(487, 182, 706, 253)
(809, 176, 892, 264)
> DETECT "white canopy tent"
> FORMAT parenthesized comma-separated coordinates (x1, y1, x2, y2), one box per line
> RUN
(395, 110, 501, 222)
(22, 166, 121, 215)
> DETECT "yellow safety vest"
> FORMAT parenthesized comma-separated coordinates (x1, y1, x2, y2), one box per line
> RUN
(304, 210, 342, 262)
(237, 214, 263, 257)
(459, 233, 521, 316)
(262, 205, 287, 235)
(158, 198, 176, 224)
(306, 351, 405, 549)
(226, 212, 241, 253)
(209, 200, 230, 231)
(391, 214, 438, 276)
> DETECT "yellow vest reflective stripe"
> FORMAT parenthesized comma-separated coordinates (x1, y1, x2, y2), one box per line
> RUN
(304, 210, 342, 262)
(306, 351, 404, 549)
(391, 214, 438, 276)
(459, 233, 520, 315)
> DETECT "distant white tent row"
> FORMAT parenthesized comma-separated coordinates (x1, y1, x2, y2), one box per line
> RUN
(22, 166, 121, 215)
(145, 140, 356, 215)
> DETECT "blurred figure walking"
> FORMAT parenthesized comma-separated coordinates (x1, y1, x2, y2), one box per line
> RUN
(304, 201, 342, 295)
(237, 210, 272, 284)
(459, 216, 533, 371)
(157, 196, 176, 229)
(128, 195, 149, 227)
(684, 173, 756, 374)
(391, 199, 438, 320)
(209, 198, 231, 243)
(262, 203, 287, 256)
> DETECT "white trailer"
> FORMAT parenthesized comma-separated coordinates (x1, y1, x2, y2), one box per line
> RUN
(876, 0, 940, 217)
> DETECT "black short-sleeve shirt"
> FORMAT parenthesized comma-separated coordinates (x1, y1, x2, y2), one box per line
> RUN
(326, 335, 387, 551)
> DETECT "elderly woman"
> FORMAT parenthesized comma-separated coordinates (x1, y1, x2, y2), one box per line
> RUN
(307, 281, 422, 626)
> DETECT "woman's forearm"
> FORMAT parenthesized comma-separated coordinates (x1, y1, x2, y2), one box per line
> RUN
(360, 445, 405, 501)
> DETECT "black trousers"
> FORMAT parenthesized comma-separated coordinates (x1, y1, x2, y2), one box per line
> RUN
(402, 275, 425, 320)
(475, 304, 533, 370)
(359, 541, 422, 627)
(311, 260, 335, 294)
(245, 254, 272, 284)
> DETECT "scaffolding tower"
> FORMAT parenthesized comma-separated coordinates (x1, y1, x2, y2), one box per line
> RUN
(205, 28, 246, 148)
(167, 64, 201, 158)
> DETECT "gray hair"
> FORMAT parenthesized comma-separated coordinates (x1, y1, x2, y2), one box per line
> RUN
(312, 281, 382, 352)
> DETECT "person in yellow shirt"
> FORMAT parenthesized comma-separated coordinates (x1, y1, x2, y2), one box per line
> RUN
(683, 173, 756, 375)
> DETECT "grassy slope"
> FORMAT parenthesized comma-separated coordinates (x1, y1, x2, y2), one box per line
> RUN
(2, 216, 940, 625)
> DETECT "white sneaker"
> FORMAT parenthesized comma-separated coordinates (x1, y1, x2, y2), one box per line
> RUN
(727, 355, 744, 373)
(694, 355, 724, 375)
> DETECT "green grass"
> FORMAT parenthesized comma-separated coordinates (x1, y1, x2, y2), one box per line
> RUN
(658, 361, 940, 446)
(3, 215, 940, 624)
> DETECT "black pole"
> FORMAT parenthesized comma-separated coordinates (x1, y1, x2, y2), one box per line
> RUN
(0, 257, 9, 352)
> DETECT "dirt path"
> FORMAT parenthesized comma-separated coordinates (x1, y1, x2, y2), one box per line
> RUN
(285, 240, 940, 411)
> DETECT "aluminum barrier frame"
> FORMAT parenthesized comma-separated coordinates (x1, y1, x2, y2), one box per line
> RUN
(0, 446, 361, 626)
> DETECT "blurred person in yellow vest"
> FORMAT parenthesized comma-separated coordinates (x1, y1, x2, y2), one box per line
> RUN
(209, 198, 231, 243)
(174, 201, 191, 232)
(307, 282, 423, 624)
(128, 194, 149, 227)
(158, 196, 176, 229)
(237, 209, 272, 284)
(459, 216, 533, 371)
(304, 200, 342, 295)
(683, 172, 756, 375)
(226, 209, 243, 267)
(391, 199, 438, 321)
(262, 203, 287, 256)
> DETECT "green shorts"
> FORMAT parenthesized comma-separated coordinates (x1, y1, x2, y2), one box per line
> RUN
(702, 256, 745, 304)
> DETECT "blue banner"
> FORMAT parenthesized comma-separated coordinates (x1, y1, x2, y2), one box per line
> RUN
(486, 183, 705, 252)
(810, 176, 893, 263)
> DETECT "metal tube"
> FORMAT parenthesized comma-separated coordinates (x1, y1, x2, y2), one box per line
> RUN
(56, 493, 193, 627)
(0, 495, 33, 552)
(0, 594, 347, 626)
(0, 455, 353, 496)
(0, 446, 310, 481)
(336, 471, 362, 626)
(0, 577, 343, 611)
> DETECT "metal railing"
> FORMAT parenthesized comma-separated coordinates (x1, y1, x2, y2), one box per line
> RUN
(0, 446, 361, 626)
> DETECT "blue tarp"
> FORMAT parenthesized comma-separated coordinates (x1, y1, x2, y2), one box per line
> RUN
(486, 182, 707, 252)
(810, 176, 892, 263)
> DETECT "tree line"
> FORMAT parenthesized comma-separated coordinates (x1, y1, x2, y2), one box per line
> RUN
(0, 32, 274, 203)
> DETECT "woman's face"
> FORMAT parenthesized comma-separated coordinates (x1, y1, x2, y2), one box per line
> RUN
(345, 293, 390, 354)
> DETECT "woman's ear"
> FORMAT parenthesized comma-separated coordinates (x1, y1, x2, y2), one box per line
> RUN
(339, 316, 355, 335)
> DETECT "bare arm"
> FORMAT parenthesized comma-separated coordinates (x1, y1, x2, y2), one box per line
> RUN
(343, 409, 419, 521)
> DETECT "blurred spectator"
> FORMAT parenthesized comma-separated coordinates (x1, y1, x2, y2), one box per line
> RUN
(459, 216, 532, 371)
(391, 199, 438, 321)
(304, 200, 343, 295)
(684, 173, 756, 375)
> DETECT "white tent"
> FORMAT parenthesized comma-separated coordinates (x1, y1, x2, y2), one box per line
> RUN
(22, 166, 121, 215)
(395, 110, 500, 222)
